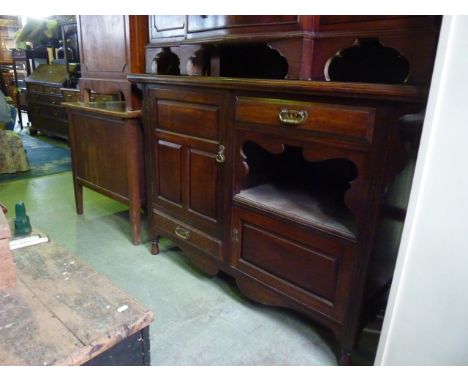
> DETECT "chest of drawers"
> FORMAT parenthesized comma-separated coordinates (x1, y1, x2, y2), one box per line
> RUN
(25, 64, 77, 140)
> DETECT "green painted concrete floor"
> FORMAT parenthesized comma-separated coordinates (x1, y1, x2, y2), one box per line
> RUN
(0, 171, 379, 365)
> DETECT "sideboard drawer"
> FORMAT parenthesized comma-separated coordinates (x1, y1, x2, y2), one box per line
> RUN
(28, 93, 63, 105)
(157, 100, 219, 140)
(152, 88, 227, 142)
(153, 209, 222, 260)
(235, 96, 376, 143)
(29, 103, 67, 120)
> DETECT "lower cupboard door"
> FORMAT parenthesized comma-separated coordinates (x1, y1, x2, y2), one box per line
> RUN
(231, 207, 354, 322)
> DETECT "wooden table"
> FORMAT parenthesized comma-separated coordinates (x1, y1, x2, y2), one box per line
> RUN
(0, 237, 154, 365)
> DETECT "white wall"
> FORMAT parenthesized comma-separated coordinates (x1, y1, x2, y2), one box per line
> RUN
(375, 15, 468, 365)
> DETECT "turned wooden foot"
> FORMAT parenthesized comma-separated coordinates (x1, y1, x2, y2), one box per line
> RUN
(151, 238, 160, 255)
(338, 348, 352, 366)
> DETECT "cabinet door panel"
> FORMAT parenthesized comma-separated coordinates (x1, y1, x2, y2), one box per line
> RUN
(231, 207, 354, 322)
(188, 148, 218, 221)
(156, 140, 183, 207)
(79, 16, 129, 78)
(149, 15, 186, 42)
(241, 222, 338, 301)
(187, 16, 298, 33)
(149, 86, 228, 239)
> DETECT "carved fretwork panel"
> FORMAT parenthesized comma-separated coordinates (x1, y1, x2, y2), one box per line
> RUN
(153, 47, 181, 75)
(325, 38, 410, 84)
(302, 147, 369, 224)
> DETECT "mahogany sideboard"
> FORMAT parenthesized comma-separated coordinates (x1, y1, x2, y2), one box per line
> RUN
(128, 74, 427, 364)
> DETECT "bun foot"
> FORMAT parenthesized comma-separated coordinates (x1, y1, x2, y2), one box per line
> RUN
(339, 348, 352, 366)
(151, 239, 160, 255)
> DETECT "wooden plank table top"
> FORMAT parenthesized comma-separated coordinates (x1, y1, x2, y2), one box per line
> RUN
(0, 236, 154, 365)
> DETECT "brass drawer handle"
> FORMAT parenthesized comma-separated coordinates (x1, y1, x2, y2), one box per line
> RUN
(215, 145, 226, 163)
(174, 226, 191, 240)
(278, 108, 308, 125)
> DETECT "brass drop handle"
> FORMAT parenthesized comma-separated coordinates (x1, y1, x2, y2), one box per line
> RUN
(174, 226, 191, 240)
(278, 108, 308, 125)
(215, 145, 226, 163)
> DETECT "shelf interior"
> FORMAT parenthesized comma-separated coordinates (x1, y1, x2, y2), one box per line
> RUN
(235, 141, 358, 239)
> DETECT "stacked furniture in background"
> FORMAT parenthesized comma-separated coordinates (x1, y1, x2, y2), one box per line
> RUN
(13, 15, 80, 132)
(12, 47, 49, 129)
(64, 16, 148, 245)
(26, 63, 78, 139)
(130, 15, 440, 364)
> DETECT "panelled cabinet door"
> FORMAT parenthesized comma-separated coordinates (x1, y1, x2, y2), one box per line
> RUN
(148, 86, 229, 238)
(78, 15, 130, 79)
(231, 207, 354, 322)
(154, 140, 183, 208)
(187, 15, 299, 33)
(149, 15, 186, 42)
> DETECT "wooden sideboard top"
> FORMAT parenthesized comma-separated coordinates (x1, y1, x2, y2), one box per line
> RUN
(128, 74, 428, 102)
(63, 101, 141, 119)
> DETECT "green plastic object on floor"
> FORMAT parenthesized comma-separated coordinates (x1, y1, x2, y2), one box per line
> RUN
(14, 202, 32, 236)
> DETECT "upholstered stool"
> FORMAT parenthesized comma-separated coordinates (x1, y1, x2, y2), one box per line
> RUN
(0, 130, 30, 175)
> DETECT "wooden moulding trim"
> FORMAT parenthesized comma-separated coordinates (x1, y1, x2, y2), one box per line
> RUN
(127, 74, 427, 102)
(63, 102, 141, 119)
(145, 25, 439, 47)
(313, 27, 440, 40)
(146, 31, 309, 48)
(235, 273, 343, 328)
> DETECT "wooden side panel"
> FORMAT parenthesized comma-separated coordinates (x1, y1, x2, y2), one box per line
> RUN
(128, 15, 149, 75)
(188, 148, 218, 220)
(70, 112, 128, 198)
(156, 140, 182, 206)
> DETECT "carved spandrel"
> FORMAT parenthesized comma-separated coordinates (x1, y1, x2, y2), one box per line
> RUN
(325, 38, 410, 84)
(303, 147, 369, 224)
